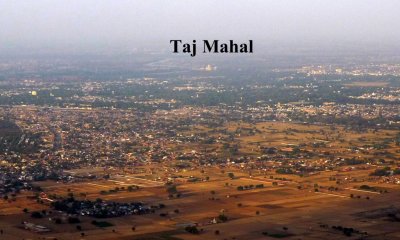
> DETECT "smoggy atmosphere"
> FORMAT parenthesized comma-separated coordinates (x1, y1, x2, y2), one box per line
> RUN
(1, 0, 400, 54)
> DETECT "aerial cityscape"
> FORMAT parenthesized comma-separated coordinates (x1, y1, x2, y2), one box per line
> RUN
(1, 1, 400, 240)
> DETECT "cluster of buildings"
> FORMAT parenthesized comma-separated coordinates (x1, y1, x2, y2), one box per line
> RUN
(0, 99, 397, 195)
(296, 63, 400, 77)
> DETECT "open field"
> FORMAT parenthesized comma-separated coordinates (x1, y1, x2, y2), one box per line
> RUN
(1, 166, 400, 240)
(1, 121, 400, 240)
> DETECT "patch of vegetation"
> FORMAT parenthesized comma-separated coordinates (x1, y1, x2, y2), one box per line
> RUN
(68, 217, 81, 224)
(91, 220, 114, 228)
(359, 185, 377, 191)
(30, 211, 43, 218)
(218, 214, 228, 222)
(370, 167, 391, 176)
(275, 168, 294, 174)
(344, 158, 365, 165)
(237, 184, 264, 191)
(331, 225, 363, 237)
(166, 185, 178, 194)
(184, 226, 199, 234)
(262, 232, 294, 238)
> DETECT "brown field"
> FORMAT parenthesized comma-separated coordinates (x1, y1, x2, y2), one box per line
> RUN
(0, 191, 46, 215)
(2, 169, 400, 240)
(1, 122, 400, 240)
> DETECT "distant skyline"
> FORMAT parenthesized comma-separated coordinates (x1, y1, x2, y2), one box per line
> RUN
(1, 0, 400, 54)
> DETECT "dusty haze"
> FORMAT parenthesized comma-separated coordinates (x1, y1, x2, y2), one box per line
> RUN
(0, 0, 400, 54)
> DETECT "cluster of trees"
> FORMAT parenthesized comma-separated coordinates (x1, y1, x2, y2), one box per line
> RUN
(275, 168, 294, 174)
(359, 185, 376, 191)
(185, 226, 200, 234)
(370, 167, 400, 176)
(218, 214, 228, 222)
(51, 197, 152, 218)
(99, 185, 139, 195)
(91, 220, 114, 228)
(30, 211, 44, 218)
(331, 225, 364, 237)
(344, 158, 365, 165)
(237, 184, 264, 191)
(350, 194, 370, 200)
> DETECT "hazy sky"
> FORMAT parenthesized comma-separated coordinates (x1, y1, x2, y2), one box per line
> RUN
(1, 0, 400, 53)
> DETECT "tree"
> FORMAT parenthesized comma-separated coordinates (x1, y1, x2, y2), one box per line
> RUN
(31, 211, 43, 218)
(166, 185, 178, 194)
(68, 217, 81, 224)
(370, 167, 391, 176)
(218, 214, 228, 222)
(185, 226, 199, 234)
